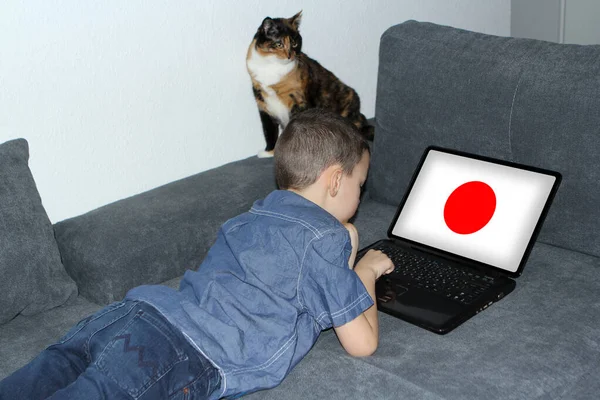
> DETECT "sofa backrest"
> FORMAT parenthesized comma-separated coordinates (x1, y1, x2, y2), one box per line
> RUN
(369, 20, 600, 258)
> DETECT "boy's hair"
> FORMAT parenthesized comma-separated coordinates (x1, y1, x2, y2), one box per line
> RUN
(274, 109, 370, 190)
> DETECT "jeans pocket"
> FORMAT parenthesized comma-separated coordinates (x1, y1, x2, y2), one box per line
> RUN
(55, 301, 129, 345)
(96, 309, 188, 398)
(170, 367, 222, 400)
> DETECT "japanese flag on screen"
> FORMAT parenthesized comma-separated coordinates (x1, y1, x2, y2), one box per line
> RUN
(391, 150, 556, 273)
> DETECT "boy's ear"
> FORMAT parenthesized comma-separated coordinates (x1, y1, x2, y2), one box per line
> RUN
(329, 168, 343, 197)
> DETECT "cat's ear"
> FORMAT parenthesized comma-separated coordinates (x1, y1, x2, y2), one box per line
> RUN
(289, 11, 302, 30)
(261, 17, 274, 36)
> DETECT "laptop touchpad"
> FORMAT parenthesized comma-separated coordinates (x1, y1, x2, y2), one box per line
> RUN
(381, 288, 465, 327)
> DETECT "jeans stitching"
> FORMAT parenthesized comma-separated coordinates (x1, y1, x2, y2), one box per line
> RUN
(229, 330, 298, 375)
(225, 218, 253, 234)
(178, 330, 227, 398)
(52, 301, 131, 348)
(136, 358, 189, 399)
(314, 291, 368, 329)
(249, 208, 321, 238)
(296, 234, 322, 311)
(95, 308, 188, 398)
(84, 301, 139, 363)
(316, 292, 371, 326)
(297, 228, 349, 320)
(139, 309, 187, 359)
(329, 292, 371, 318)
(314, 311, 328, 327)
(168, 362, 218, 399)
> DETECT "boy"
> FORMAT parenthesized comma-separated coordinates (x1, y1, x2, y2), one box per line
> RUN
(0, 109, 393, 399)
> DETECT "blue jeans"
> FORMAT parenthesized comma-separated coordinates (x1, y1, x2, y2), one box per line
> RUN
(0, 300, 221, 399)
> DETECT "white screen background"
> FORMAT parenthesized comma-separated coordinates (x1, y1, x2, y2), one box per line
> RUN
(391, 151, 556, 273)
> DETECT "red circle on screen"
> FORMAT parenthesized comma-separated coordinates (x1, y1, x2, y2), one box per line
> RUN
(444, 181, 496, 234)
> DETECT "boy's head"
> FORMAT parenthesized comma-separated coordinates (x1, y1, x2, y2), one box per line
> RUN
(274, 109, 370, 222)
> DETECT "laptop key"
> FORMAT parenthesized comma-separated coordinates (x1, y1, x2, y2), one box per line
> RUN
(371, 244, 495, 305)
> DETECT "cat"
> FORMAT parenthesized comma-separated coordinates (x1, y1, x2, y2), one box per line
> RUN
(246, 11, 374, 158)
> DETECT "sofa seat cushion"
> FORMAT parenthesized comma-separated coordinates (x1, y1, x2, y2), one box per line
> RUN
(245, 197, 600, 399)
(0, 296, 102, 379)
(0, 139, 77, 325)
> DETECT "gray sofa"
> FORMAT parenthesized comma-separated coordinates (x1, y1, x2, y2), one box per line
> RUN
(1, 20, 599, 399)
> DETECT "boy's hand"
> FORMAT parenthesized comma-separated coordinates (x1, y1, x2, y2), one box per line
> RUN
(355, 250, 394, 280)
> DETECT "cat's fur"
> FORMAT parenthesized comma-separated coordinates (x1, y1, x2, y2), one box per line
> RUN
(246, 11, 374, 158)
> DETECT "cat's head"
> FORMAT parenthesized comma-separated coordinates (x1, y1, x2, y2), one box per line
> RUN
(254, 11, 303, 61)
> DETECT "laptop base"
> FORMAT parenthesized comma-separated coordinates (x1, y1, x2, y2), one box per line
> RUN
(358, 240, 516, 334)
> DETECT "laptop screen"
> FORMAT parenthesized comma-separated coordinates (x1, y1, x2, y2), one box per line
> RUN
(390, 148, 559, 274)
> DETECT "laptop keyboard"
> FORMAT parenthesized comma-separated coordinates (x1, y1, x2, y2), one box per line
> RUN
(365, 243, 495, 305)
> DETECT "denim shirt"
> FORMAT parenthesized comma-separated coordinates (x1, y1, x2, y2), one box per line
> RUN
(126, 190, 373, 398)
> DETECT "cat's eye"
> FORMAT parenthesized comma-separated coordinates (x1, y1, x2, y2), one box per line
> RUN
(291, 41, 298, 48)
(274, 42, 283, 48)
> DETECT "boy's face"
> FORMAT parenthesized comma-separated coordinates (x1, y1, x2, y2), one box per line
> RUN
(332, 151, 370, 223)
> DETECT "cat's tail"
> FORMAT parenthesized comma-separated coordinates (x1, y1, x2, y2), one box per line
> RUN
(360, 124, 375, 141)
(357, 114, 374, 141)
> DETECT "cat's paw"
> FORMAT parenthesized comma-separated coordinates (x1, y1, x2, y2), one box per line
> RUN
(257, 150, 275, 158)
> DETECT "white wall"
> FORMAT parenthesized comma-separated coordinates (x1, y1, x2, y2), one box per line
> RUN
(511, 0, 561, 42)
(0, 0, 511, 222)
(564, 0, 600, 44)
(511, 0, 600, 45)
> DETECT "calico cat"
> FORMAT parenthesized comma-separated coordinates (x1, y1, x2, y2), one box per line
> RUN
(246, 11, 374, 158)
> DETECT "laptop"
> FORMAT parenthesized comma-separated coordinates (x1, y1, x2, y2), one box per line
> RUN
(356, 146, 561, 334)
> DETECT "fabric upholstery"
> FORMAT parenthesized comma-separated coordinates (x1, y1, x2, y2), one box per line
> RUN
(53, 156, 277, 305)
(0, 296, 101, 379)
(369, 20, 600, 257)
(0, 139, 77, 325)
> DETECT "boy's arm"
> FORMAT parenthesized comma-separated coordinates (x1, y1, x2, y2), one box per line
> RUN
(335, 224, 393, 357)
(344, 222, 359, 268)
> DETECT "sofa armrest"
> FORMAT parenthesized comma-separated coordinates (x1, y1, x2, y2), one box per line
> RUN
(54, 156, 276, 305)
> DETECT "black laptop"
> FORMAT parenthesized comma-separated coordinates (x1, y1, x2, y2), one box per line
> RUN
(356, 146, 561, 334)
